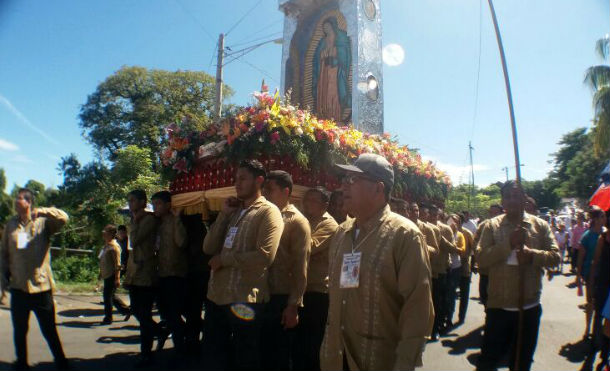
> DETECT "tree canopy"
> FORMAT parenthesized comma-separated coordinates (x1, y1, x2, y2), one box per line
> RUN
(79, 66, 232, 164)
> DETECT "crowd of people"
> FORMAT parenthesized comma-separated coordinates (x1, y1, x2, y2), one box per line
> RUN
(3, 152, 610, 371)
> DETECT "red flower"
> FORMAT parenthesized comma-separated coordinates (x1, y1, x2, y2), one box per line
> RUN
(270, 131, 281, 145)
(172, 158, 189, 174)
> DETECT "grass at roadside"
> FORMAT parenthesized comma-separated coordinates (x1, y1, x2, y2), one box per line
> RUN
(55, 281, 129, 295)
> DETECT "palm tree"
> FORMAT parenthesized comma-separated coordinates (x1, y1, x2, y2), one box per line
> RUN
(585, 36, 610, 156)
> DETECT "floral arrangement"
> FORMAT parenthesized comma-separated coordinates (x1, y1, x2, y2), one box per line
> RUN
(161, 90, 451, 202)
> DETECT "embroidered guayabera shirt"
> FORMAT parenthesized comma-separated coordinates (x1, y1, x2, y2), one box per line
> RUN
(268, 204, 311, 306)
(203, 196, 283, 305)
(320, 205, 433, 371)
(124, 213, 159, 287)
(158, 214, 188, 278)
(100, 239, 121, 280)
(307, 212, 339, 293)
(476, 213, 560, 309)
(416, 219, 439, 263)
(1, 208, 68, 293)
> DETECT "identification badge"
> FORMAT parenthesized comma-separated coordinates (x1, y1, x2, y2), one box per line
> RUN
(340, 252, 362, 288)
(17, 232, 29, 249)
(98, 249, 104, 259)
(507, 250, 519, 266)
(224, 227, 238, 249)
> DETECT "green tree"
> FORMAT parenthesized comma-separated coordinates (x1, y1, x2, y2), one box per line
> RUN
(0, 169, 12, 225)
(561, 141, 607, 200)
(446, 184, 502, 218)
(79, 66, 232, 164)
(585, 37, 610, 156)
(522, 179, 561, 209)
(549, 127, 588, 184)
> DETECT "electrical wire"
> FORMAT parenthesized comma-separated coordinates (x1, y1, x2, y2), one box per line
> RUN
(225, 0, 263, 37)
(469, 0, 483, 142)
(173, 0, 216, 42)
(226, 31, 283, 50)
(231, 55, 279, 84)
(229, 18, 283, 46)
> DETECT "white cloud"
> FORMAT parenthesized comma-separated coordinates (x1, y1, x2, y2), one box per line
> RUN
(383, 43, 405, 67)
(0, 138, 18, 151)
(0, 94, 60, 146)
(423, 156, 489, 184)
(11, 154, 34, 164)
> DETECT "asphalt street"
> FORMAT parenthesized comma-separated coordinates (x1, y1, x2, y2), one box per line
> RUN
(0, 272, 593, 370)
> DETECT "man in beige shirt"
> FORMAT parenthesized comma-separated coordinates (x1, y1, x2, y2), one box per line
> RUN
(475, 181, 560, 371)
(99, 224, 130, 325)
(321, 153, 433, 371)
(1, 188, 69, 370)
(202, 159, 284, 370)
(151, 190, 188, 353)
(123, 189, 160, 367)
(261, 170, 311, 370)
(406, 202, 439, 263)
(456, 214, 475, 324)
(295, 186, 338, 371)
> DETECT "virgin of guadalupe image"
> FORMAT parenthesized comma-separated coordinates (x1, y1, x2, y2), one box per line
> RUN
(312, 17, 352, 121)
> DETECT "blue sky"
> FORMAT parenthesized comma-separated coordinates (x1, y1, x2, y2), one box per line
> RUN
(0, 0, 608, 192)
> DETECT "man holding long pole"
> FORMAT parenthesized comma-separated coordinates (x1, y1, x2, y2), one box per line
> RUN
(475, 181, 559, 371)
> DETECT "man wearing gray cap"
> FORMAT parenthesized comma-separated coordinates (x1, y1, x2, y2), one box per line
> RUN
(320, 153, 434, 371)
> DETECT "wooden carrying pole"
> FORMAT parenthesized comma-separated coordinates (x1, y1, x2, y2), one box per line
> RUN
(487, 1, 525, 370)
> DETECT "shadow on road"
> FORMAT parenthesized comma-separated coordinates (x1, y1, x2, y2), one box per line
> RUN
(57, 308, 105, 318)
(58, 320, 101, 329)
(109, 324, 139, 331)
(97, 335, 140, 345)
(441, 325, 484, 355)
(559, 337, 591, 363)
(0, 349, 210, 371)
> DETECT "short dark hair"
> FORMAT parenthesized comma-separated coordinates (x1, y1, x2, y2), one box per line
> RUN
(329, 190, 343, 202)
(266, 170, 293, 195)
(117, 225, 127, 232)
(103, 224, 117, 236)
(429, 205, 439, 214)
(590, 205, 605, 220)
(238, 159, 266, 179)
(151, 191, 172, 203)
(17, 188, 34, 204)
(306, 186, 330, 203)
(501, 180, 524, 198)
(128, 189, 147, 202)
(490, 204, 503, 211)
(525, 195, 537, 208)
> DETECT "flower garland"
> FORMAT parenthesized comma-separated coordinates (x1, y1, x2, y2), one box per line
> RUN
(161, 90, 451, 202)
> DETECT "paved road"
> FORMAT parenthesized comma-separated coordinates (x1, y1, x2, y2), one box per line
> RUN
(0, 272, 594, 370)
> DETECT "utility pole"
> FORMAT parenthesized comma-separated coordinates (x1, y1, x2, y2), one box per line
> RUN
(468, 141, 475, 211)
(214, 33, 225, 121)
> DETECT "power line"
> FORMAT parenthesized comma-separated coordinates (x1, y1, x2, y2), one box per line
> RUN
(231, 55, 279, 84)
(229, 18, 283, 46)
(173, 0, 216, 42)
(470, 0, 483, 142)
(207, 40, 219, 75)
(226, 31, 283, 50)
(225, 0, 263, 37)
(224, 37, 282, 66)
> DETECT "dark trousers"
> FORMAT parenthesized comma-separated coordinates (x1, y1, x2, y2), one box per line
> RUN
(103, 277, 130, 320)
(458, 274, 471, 322)
(10, 289, 66, 366)
(262, 295, 297, 370)
(184, 271, 209, 351)
(159, 276, 186, 351)
(294, 292, 329, 371)
(445, 267, 461, 325)
(479, 274, 489, 307)
(128, 285, 159, 357)
(432, 273, 447, 337)
(202, 300, 265, 371)
(477, 305, 542, 371)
